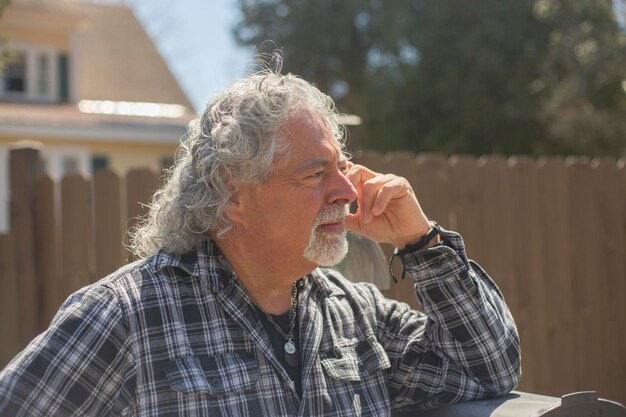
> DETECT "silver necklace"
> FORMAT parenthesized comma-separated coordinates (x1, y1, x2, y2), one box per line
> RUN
(252, 281, 299, 366)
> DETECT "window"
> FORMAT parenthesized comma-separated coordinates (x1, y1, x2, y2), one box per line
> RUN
(1, 44, 61, 102)
(4, 52, 27, 94)
(41, 147, 89, 179)
(62, 156, 79, 175)
(58, 54, 69, 103)
(91, 155, 109, 173)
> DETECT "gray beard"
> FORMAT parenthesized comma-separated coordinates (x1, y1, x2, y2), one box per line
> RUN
(303, 205, 349, 267)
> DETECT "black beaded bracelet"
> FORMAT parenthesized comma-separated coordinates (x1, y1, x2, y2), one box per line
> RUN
(388, 222, 442, 283)
(397, 222, 442, 256)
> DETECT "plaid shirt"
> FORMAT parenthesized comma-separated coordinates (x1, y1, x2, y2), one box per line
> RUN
(0, 229, 520, 416)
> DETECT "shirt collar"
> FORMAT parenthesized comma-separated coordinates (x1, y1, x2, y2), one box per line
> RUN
(308, 268, 346, 298)
(151, 239, 235, 293)
(151, 239, 347, 298)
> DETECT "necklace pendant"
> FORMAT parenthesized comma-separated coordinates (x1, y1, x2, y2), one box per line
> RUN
(284, 340, 299, 367)
(284, 340, 296, 355)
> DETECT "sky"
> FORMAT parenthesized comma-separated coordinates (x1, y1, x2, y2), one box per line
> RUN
(105, 0, 253, 112)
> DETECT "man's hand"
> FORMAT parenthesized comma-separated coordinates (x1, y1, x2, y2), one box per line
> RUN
(345, 163, 432, 249)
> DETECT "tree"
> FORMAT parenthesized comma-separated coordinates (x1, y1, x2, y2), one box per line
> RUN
(533, 0, 626, 155)
(234, 0, 626, 156)
(234, 0, 369, 117)
(0, 0, 12, 73)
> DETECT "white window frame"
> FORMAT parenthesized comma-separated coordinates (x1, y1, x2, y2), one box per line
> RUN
(0, 42, 59, 103)
(41, 146, 91, 179)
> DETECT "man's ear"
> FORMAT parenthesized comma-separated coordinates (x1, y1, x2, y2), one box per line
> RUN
(225, 188, 246, 224)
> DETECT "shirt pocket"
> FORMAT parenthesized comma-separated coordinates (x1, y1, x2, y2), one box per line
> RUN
(164, 352, 259, 396)
(321, 336, 391, 383)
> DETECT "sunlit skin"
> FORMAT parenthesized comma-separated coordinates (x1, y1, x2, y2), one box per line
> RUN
(217, 113, 434, 314)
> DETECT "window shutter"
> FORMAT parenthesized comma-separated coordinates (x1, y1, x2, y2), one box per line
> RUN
(58, 54, 69, 102)
(91, 155, 109, 173)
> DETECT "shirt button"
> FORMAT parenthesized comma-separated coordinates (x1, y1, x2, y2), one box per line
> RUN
(209, 377, 223, 389)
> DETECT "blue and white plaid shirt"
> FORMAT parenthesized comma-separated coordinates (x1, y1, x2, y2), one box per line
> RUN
(0, 229, 520, 416)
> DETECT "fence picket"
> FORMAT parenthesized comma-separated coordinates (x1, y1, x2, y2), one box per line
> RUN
(61, 173, 95, 295)
(480, 155, 515, 301)
(592, 158, 624, 401)
(0, 234, 18, 366)
(536, 157, 575, 396)
(9, 146, 43, 346)
(94, 169, 125, 277)
(607, 158, 626, 394)
(35, 174, 61, 328)
(566, 158, 597, 392)
(508, 156, 547, 392)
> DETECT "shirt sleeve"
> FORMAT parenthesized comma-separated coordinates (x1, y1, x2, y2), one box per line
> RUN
(0, 284, 136, 417)
(373, 229, 521, 410)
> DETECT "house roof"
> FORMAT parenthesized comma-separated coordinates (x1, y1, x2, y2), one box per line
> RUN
(6, 0, 86, 16)
(75, 2, 195, 109)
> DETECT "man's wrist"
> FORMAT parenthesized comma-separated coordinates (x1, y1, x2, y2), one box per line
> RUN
(388, 221, 443, 283)
(395, 221, 442, 253)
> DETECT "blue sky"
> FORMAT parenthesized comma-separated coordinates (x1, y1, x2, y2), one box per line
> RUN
(111, 0, 253, 112)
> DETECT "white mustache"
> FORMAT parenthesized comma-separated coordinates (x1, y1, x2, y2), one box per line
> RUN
(314, 204, 349, 227)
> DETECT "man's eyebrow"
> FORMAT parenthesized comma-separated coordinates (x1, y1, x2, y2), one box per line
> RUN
(295, 157, 330, 173)
(296, 156, 348, 173)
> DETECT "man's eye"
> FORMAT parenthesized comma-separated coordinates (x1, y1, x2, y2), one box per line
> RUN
(308, 171, 323, 179)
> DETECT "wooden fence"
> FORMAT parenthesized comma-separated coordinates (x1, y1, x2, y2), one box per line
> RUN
(1, 145, 625, 404)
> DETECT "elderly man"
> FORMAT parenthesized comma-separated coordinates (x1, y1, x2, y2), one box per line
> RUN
(0, 69, 520, 416)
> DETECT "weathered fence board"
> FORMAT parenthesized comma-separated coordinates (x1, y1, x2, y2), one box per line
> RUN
(35, 174, 61, 328)
(10, 146, 43, 345)
(592, 158, 624, 401)
(61, 173, 95, 295)
(566, 159, 598, 392)
(536, 157, 575, 396)
(0, 234, 18, 366)
(94, 170, 126, 278)
(611, 158, 626, 401)
(480, 155, 515, 307)
(508, 157, 547, 392)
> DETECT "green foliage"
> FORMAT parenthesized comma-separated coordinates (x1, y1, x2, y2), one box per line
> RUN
(0, 0, 12, 73)
(234, 0, 626, 156)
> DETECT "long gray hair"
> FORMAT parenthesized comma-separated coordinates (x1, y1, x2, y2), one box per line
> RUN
(130, 70, 346, 258)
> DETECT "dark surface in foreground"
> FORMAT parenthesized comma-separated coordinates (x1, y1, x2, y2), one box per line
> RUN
(394, 391, 626, 417)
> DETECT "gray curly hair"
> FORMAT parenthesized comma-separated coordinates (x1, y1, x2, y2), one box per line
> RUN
(129, 71, 347, 258)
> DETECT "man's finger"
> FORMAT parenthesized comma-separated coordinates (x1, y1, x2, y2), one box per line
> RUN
(371, 179, 407, 216)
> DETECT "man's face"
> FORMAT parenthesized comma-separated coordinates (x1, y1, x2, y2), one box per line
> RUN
(233, 114, 358, 274)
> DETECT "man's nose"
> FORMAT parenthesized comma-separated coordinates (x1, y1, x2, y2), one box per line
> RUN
(327, 170, 358, 206)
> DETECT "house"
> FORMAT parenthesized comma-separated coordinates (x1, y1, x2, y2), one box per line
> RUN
(0, 0, 196, 232)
